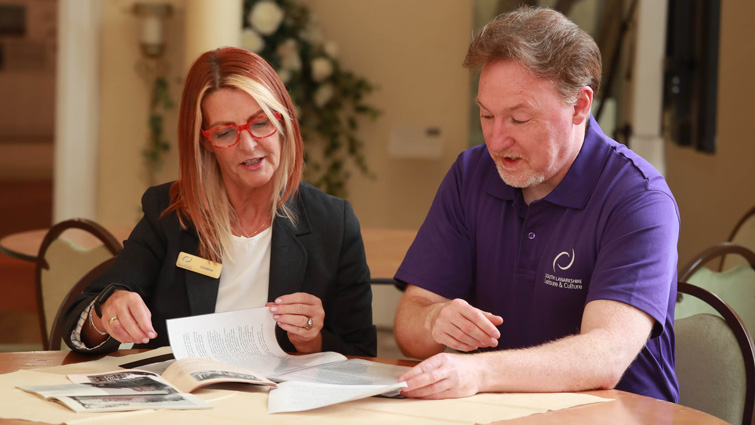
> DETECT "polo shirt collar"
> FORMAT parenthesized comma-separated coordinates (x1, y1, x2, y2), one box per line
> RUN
(483, 115, 610, 210)
(544, 115, 609, 209)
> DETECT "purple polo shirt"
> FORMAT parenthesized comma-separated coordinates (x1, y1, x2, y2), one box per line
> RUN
(395, 116, 680, 402)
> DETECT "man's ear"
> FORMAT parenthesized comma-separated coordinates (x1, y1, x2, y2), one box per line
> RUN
(572, 86, 594, 125)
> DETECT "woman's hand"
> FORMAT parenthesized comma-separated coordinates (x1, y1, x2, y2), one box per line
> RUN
(267, 292, 324, 353)
(92, 290, 158, 345)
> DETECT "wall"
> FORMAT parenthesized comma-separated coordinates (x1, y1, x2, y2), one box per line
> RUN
(665, 0, 755, 266)
(97, 0, 184, 225)
(95, 0, 473, 233)
(289, 0, 473, 230)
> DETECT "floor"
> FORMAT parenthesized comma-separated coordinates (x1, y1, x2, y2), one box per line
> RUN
(0, 179, 52, 351)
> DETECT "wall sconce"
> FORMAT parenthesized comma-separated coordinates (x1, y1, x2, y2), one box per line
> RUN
(132, 3, 173, 58)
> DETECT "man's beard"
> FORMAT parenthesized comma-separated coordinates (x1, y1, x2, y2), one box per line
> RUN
(493, 157, 545, 188)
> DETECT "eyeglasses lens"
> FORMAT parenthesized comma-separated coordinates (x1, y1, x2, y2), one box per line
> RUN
(208, 115, 276, 147)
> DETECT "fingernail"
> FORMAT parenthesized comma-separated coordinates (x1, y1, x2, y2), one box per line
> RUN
(273, 315, 280, 320)
(275, 298, 282, 304)
(270, 306, 277, 312)
(148, 332, 156, 338)
(142, 338, 149, 344)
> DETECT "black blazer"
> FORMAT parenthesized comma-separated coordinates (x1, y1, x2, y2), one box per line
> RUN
(63, 182, 377, 356)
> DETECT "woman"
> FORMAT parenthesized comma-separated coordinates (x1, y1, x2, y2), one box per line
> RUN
(62, 47, 376, 356)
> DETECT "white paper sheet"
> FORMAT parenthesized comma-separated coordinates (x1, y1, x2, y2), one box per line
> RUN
(268, 381, 407, 414)
(166, 307, 345, 378)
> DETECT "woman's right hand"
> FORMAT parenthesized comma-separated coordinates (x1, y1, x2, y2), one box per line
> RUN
(94, 290, 157, 344)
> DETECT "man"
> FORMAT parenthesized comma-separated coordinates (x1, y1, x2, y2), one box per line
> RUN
(394, 6, 679, 402)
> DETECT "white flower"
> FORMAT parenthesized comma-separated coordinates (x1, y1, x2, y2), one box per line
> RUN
(313, 83, 335, 108)
(277, 69, 291, 84)
(241, 28, 265, 53)
(301, 14, 324, 46)
(323, 41, 339, 59)
(277, 39, 301, 71)
(311, 57, 333, 82)
(248, 1, 285, 36)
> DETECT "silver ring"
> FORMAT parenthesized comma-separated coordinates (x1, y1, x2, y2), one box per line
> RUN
(109, 316, 118, 326)
(304, 317, 313, 330)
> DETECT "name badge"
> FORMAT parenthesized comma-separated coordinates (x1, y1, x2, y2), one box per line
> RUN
(176, 252, 222, 279)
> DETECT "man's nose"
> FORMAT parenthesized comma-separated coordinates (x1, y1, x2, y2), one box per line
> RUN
(485, 120, 515, 152)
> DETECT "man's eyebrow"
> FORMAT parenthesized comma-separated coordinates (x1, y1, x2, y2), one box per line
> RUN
(474, 99, 529, 112)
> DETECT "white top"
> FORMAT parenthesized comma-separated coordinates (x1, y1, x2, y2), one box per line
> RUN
(215, 226, 272, 312)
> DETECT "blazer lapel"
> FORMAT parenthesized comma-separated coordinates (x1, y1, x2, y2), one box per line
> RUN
(180, 227, 220, 316)
(268, 194, 311, 301)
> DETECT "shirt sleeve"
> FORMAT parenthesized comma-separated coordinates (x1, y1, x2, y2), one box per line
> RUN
(587, 189, 680, 337)
(69, 300, 112, 351)
(394, 157, 475, 300)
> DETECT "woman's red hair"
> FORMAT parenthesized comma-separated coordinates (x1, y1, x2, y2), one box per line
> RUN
(164, 47, 303, 261)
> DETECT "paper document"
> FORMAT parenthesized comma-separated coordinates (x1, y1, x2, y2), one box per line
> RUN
(165, 307, 410, 411)
(167, 308, 346, 378)
(268, 381, 407, 414)
(17, 375, 210, 412)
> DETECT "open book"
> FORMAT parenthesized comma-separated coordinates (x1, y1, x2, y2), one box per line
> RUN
(20, 308, 408, 414)
(162, 307, 408, 413)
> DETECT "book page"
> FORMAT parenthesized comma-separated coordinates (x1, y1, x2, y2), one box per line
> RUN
(274, 358, 409, 385)
(268, 381, 407, 414)
(166, 307, 345, 377)
(18, 375, 173, 399)
(52, 393, 211, 413)
(160, 357, 276, 393)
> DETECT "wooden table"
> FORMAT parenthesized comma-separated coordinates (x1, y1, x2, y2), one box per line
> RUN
(0, 226, 415, 281)
(0, 350, 728, 425)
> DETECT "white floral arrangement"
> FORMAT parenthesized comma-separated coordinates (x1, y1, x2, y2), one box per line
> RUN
(242, 0, 379, 196)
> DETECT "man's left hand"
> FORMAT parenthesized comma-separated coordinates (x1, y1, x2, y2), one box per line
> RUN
(399, 353, 483, 399)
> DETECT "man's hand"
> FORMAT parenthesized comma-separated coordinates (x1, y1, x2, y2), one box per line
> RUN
(426, 298, 503, 352)
(399, 353, 483, 399)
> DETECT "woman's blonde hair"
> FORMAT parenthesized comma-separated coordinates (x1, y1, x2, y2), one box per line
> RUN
(164, 47, 303, 262)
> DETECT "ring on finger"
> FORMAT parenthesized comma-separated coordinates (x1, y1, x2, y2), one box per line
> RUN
(109, 316, 118, 326)
(304, 317, 313, 330)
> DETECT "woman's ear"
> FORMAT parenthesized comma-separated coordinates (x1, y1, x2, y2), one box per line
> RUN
(572, 86, 594, 125)
(200, 138, 215, 153)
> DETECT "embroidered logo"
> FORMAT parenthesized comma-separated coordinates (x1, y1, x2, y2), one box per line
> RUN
(552, 249, 575, 273)
(544, 248, 583, 290)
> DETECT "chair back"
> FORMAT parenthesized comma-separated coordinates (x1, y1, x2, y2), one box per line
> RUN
(723, 205, 755, 270)
(35, 218, 122, 350)
(676, 282, 755, 425)
(676, 243, 755, 335)
(47, 257, 116, 350)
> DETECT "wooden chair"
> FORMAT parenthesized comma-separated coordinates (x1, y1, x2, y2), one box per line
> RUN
(676, 243, 755, 337)
(722, 205, 755, 271)
(35, 218, 122, 350)
(47, 257, 116, 350)
(680, 242, 755, 282)
(676, 282, 755, 425)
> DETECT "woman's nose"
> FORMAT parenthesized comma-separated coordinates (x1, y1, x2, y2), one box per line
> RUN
(238, 128, 258, 150)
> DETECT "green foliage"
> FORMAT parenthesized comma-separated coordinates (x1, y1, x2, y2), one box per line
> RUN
(242, 0, 379, 197)
(142, 71, 175, 185)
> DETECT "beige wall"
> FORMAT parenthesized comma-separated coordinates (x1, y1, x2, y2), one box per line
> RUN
(94, 0, 472, 230)
(665, 0, 755, 266)
(307, 0, 473, 230)
(96, 0, 183, 226)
